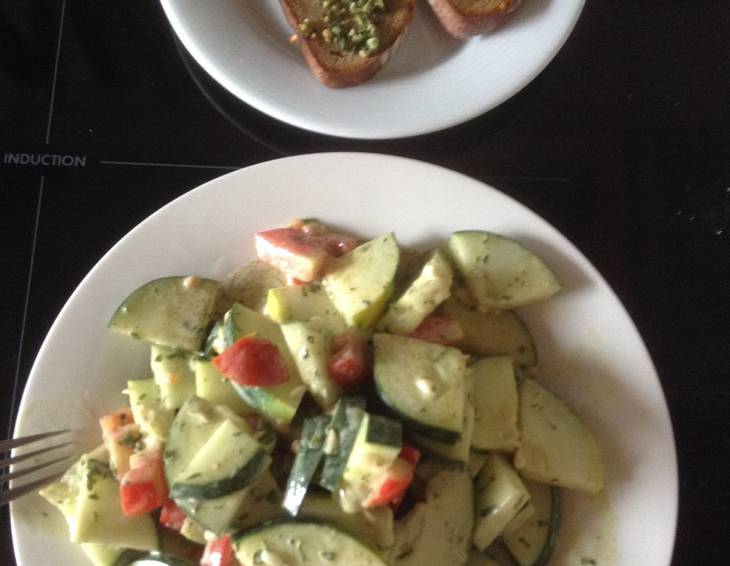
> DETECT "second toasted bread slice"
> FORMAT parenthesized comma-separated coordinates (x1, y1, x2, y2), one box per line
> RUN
(281, 0, 416, 88)
(427, 0, 522, 39)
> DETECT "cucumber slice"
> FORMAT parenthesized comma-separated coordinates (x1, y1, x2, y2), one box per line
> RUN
(283, 415, 330, 515)
(109, 276, 219, 351)
(164, 397, 251, 487)
(193, 358, 253, 415)
(448, 231, 561, 311)
(323, 233, 400, 328)
(233, 519, 388, 566)
(266, 282, 347, 334)
(71, 458, 158, 550)
(170, 418, 270, 500)
(178, 469, 281, 536)
(472, 453, 531, 551)
(343, 413, 402, 483)
(223, 303, 306, 427)
(376, 248, 454, 335)
(413, 402, 475, 467)
(503, 481, 560, 566)
(281, 320, 342, 408)
(470, 356, 520, 451)
(514, 379, 605, 493)
(150, 345, 196, 410)
(81, 543, 123, 566)
(374, 333, 468, 443)
(441, 296, 537, 366)
(126, 378, 173, 443)
(391, 468, 473, 566)
(299, 493, 394, 550)
(317, 398, 366, 492)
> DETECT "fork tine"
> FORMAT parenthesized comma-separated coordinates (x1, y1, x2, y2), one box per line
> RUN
(0, 441, 73, 469)
(0, 430, 71, 453)
(1, 454, 76, 483)
(0, 471, 65, 506)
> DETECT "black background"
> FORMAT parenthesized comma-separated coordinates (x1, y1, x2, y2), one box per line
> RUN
(1, 1, 729, 564)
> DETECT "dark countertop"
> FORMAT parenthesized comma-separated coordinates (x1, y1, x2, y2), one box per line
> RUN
(1, 1, 728, 564)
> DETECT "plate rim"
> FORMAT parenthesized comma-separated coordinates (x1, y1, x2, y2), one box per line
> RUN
(158, 0, 586, 139)
(11, 152, 678, 565)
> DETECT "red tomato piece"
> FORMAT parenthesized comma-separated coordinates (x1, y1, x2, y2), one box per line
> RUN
(365, 446, 420, 509)
(160, 499, 188, 531)
(120, 448, 168, 517)
(99, 408, 134, 436)
(408, 315, 464, 346)
(213, 335, 288, 387)
(328, 331, 368, 389)
(255, 227, 358, 282)
(201, 534, 237, 566)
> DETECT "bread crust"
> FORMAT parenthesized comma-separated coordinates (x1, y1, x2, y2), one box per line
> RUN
(427, 0, 522, 39)
(280, 0, 415, 88)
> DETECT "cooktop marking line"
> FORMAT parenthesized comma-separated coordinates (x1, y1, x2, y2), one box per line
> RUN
(45, 0, 67, 145)
(7, 176, 45, 440)
(100, 160, 240, 170)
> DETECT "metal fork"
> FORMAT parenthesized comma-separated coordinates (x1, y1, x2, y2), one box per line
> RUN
(0, 430, 76, 506)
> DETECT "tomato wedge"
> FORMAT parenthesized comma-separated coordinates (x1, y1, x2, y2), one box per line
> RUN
(408, 315, 464, 346)
(255, 226, 358, 282)
(201, 534, 237, 566)
(160, 498, 188, 531)
(213, 335, 288, 387)
(328, 331, 368, 389)
(119, 448, 168, 517)
(365, 445, 420, 509)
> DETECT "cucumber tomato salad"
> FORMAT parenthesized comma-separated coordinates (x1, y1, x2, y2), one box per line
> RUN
(39, 220, 605, 566)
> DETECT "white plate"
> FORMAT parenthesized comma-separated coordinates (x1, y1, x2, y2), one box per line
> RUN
(159, 0, 585, 139)
(11, 153, 676, 565)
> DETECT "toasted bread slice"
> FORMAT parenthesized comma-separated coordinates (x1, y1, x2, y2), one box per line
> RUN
(427, 0, 521, 39)
(280, 0, 415, 88)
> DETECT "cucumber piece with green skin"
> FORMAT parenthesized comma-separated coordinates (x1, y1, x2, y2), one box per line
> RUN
(109, 276, 219, 352)
(503, 481, 560, 566)
(342, 413, 402, 483)
(204, 320, 226, 355)
(470, 356, 520, 452)
(413, 402, 475, 467)
(266, 282, 347, 334)
(376, 248, 454, 335)
(299, 493, 394, 549)
(323, 233, 400, 329)
(472, 453, 531, 551)
(150, 345, 196, 410)
(281, 320, 343, 409)
(374, 333, 468, 443)
(317, 398, 366, 492)
(283, 415, 330, 515)
(233, 519, 388, 566)
(441, 296, 537, 366)
(178, 469, 281, 535)
(193, 358, 254, 414)
(447, 231, 561, 312)
(391, 468, 473, 566)
(514, 379, 605, 493)
(126, 378, 173, 443)
(223, 303, 306, 427)
(170, 418, 270, 500)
